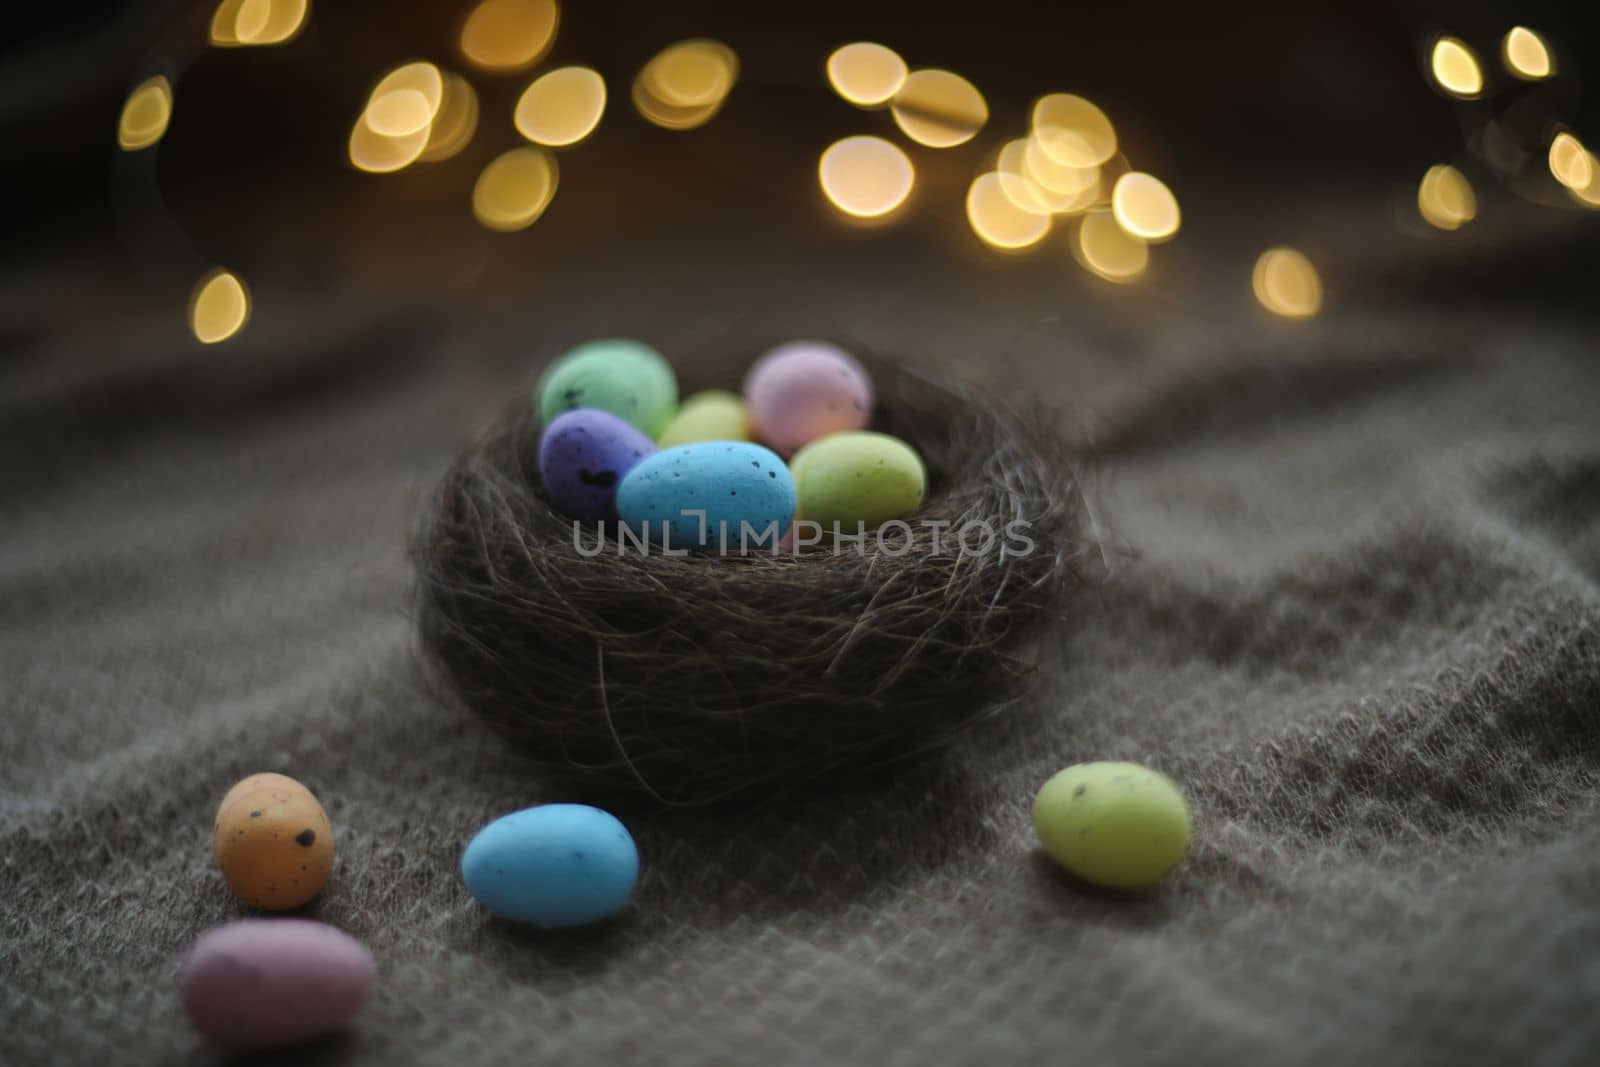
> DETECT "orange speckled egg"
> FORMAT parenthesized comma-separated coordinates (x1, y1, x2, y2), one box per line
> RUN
(212, 773, 334, 910)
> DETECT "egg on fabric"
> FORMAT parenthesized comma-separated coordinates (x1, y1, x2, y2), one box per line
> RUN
(656, 390, 752, 448)
(616, 441, 796, 552)
(1032, 762, 1190, 890)
(743, 340, 873, 455)
(180, 919, 375, 1050)
(212, 773, 334, 910)
(536, 339, 679, 437)
(460, 803, 640, 929)
(538, 408, 658, 521)
(790, 431, 926, 530)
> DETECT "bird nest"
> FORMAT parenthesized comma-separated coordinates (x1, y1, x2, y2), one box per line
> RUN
(414, 351, 1088, 804)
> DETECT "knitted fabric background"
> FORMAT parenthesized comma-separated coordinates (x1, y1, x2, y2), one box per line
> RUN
(3, 213, 1599, 1064)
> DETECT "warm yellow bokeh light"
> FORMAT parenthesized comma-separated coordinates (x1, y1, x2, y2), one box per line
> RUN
(826, 42, 907, 108)
(189, 270, 250, 344)
(1253, 248, 1323, 318)
(642, 40, 738, 107)
(1111, 172, 1180, 242)
(515, 67, 606, 147)
(460, 0, 558, 72)
(366, 63, 443, 130)
(818, 136, 914, 219)
(634, 40, 738, 130)
(1502, 27, 1553, 80)
(348, 116, 429, 173)
(211, 0, 309, 46)
(473, 147, 559, 231)
(1032, 93, 1116, 168)
(1549, 132, 1594, 191)
(967, 173, 1051, 250)
(890, 69, 987, 148)
(117, 76, 173, 151)
(420, 74, 479, 163)
(366, 89, 433, 138)
(998, 138, 1092, 214)
(1570, 170, 1600, 210)
(993, 140, 1056, 215)
(1430, 37, 1483, 98)
(1417, 164, 1476, 230)
(1074, 211, 1148, 283)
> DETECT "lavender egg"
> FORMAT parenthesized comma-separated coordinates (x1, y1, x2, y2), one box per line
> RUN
(180, 919, 375, 1050)
(744, 340, 874, 456)
(538, 408, 658, 521)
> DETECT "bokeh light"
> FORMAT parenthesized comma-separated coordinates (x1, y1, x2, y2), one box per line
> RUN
(189, 269, 250, 344)
(365, 62, 444, 132)
(818, 136, 914, 219)
(1111, 172, 1180, 242)
(1252, 248, 1322, 318)
(890, 69, 987, 148)
(211, 0, 309, 47)
(1074, 210, 1148, 283)
(348, 117, 428, 173)
(117, 76, 172, 151)
(1032, 93, 1116, 168)
(419, 74, 480, 163)
(1429, 37, 1483, 98)
(1548, 132, 1594, 192)
(1502, 27, 1553, 80)
(966, 173, 1050, 250)
(1002, 138, 1096, 214)
(633, 40, 738, 130)
(515, 67, 606, 147)
(1570, 170, 1600, 210)
(366, 89, 433, 138)
(993, 140, 1055, 214)
(826, 42, 907, 108)
(1416, 164, 1476, 230)
(473, 147, 558, 231)
(460, 0, 558, 72)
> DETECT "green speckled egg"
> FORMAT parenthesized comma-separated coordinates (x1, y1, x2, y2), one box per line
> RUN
(1032, 762, 1190, 890)
(789, 431, 925, 530)
(657, 390, 750, 448)
(536, 339, 678, 437)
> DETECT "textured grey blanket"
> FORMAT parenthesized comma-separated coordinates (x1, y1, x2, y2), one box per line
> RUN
(3, 220, 1598, 1065)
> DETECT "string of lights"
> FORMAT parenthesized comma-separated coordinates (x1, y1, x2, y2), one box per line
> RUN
(112, 2, 1597, 346)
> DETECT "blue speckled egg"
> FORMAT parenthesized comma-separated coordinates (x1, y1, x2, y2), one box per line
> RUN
(538, 409, 657, 521)
(615, 442, 796, 552)
(460, 804, 639, 929)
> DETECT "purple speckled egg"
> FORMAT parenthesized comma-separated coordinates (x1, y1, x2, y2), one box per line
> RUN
(538, 408, 658, 521)
(180, 919, 375, 1051)
(744, 341, 874, 456)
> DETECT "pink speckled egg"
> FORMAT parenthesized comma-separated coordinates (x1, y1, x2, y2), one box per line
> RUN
(744, 341, 873, 455)
(180, 919, 375, 1050)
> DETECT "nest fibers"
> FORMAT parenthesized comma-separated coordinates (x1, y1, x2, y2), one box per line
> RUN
(415, 353, 1089, 804)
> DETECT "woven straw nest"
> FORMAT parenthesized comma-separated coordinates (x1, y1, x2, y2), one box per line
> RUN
(415, 350, 1089, 804)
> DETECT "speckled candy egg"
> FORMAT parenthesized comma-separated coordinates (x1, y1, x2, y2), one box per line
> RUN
(657, 390, 752, 448)
(181, 919, 375, 1050)
(461, 804, 639, 929)
(213, 773, 334, 910)
(1033, 762, 1190, 890)
(744, 341, 873, 455)
(616, 441, 796, 552)
(537, 339, 678, 437)
(790, 431, 926, 530)
(538, 408, 658, 521)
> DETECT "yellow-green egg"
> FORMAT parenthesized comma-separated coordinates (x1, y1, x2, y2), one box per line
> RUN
(657, 390, 751, 448)
(790, 431, 925, 530)
(536, 339, 678, 437)
(1033, 762, 1190, 890)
